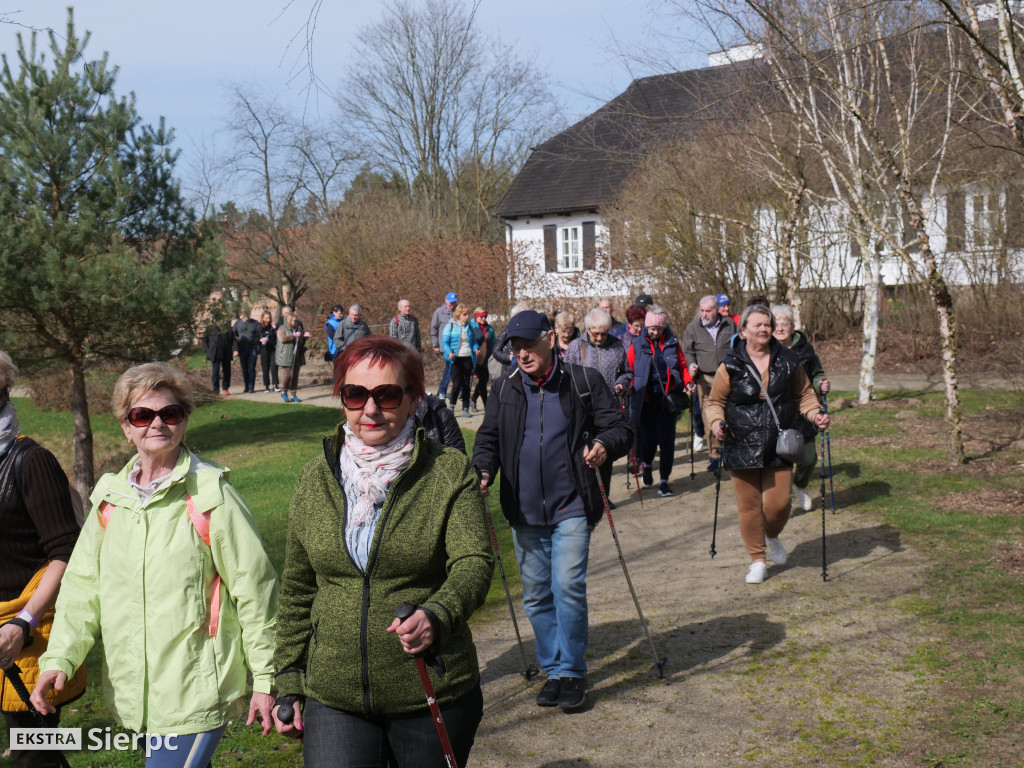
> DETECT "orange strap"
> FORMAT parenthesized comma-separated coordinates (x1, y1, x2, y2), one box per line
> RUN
(98, 493, 221, 637)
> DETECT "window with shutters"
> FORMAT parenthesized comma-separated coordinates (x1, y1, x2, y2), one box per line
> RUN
(560, 226, 581, 271)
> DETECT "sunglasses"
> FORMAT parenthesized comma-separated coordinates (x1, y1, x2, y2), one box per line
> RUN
(127, 404, 187, 428)
(340, 384, 407, 410)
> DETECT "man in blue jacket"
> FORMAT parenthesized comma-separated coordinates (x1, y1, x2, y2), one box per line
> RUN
(471, 310, 633, 711)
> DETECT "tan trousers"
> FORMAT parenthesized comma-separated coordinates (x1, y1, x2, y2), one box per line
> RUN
(696, 373, 721, 458)
(729, 466, 792, 562)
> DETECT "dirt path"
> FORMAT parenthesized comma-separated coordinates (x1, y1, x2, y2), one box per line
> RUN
(230, 378, 942, 765)
(468, 443, 937, 768)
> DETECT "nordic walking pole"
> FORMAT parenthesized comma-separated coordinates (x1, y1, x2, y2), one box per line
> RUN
(710, 462, 721, 558)
(394, 603, 461, 768)
(689, 405, 696, 480)
(822, 392, 836, 513)
(819, 424, 829, 582)
(709, 422, 727, 558)
(594, 467, 668, 678)
(617, 396, 644, 506)
(482, 496, 540, 680)
(5, 664, 73, 768)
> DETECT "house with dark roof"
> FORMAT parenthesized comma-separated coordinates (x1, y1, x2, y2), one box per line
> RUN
(495, 43, 1018, 306)
(494, 56, 756, 303)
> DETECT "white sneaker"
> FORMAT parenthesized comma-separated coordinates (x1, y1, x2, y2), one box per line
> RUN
(766, 537, 787, 565)
(745, 561, 767, 584)
(794, 486, 813, 511)
(692, 434, 704, 451)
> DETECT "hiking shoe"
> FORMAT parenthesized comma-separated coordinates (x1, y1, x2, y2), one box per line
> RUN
(273, 387, 282, 392)
(471, 401, 479, 412)
(222, 389, 230, 395)
(463, 407, 471, 418)
(642, 468, 653, 487)
(707, 458, 720, 473)
(745, 561, 767, 584)
(794, 486, 813, 511)
(263, 388, 270, 393)
(558, 676, 587, 710)
(766, 536, 787, 565)
(536, 678, 561, 707)
(692, 434, 704, 451)
(290, 395, 301, 403)
(657, 481, 673, 497)
(281, 392, 290, 403)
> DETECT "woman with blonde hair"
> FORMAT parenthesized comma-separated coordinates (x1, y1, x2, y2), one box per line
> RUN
(441, 303, 475, 418)
(33, 362, 279, 766)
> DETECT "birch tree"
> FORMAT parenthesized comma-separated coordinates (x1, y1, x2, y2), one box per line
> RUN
(681, 0, 968, 463)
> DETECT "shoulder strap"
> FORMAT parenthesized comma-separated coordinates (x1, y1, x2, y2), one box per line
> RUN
(566, 365, 597, 442)
(98, 491, 222, 637)
(745, 362, 783, 433)
(12, 437, 28, 501)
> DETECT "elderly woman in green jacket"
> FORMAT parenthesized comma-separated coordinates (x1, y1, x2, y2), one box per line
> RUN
(32, 362, 278, 766)
(272, 335, 493, 768)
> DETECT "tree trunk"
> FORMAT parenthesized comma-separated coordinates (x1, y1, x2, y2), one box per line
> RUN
(69, 360, 95, 502)
(859, 249, 881, 404)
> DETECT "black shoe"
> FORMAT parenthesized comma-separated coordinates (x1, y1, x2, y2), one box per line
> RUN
(658, 481, 673, 497)
(707, 458, 720, 473)
(557, 676, 587, 710)
(536, 677, 561, 707)
(642, 468, 653, 487)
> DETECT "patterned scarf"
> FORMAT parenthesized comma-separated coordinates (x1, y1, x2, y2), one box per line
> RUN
(338, 417, 416, 527)
(0, 401, 20, 447)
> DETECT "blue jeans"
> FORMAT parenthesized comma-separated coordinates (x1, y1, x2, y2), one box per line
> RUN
(144, 725, 225, 767)
(238, 345, 258, 391)
(437, 357, 452, 400)
(512, 515, 592, 678)
(210, 359, 230, 392)
(302, 687, 483, 768)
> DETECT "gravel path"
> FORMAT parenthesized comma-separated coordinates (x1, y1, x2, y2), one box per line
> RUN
(468, 445, 937, 767)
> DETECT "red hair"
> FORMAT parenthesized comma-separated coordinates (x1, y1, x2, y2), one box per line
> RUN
(332, 336, 426, 402)
(626, 304, 648, 324)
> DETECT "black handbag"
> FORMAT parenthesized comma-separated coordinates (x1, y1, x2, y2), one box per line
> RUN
(650, 342, 689, 415)
(745, 363, 805, 463)
(662, 388, 691, 415)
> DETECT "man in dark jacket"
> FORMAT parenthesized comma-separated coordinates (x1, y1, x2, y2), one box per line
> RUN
(203, 324, 235, 394)
(471, 310, 632, 712)
(682, 295, 738, 472)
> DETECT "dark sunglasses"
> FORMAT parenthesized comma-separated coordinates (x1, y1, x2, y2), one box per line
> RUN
(340, 384, 407, 410)
(127, 404, 187, 428)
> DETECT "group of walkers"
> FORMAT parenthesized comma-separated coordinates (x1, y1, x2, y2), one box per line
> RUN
(1, 287, 833, 767)
(203, 305, 310, 403)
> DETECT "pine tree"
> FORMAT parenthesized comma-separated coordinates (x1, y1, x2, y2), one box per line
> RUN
(0, 11, 225, 498)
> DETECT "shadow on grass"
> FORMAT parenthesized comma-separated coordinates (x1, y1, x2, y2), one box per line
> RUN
(871, 389, 935, 402)
(788, 523, 904, 572)
(186, 406, 341, 455)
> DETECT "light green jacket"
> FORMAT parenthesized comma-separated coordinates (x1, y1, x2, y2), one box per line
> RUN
(39, 449, 279, 735)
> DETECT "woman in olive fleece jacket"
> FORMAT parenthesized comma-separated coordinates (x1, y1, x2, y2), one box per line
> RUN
(272, 417, 493, 752)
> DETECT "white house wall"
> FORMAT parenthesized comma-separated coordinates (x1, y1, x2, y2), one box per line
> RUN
(506, 215, 638, 301)
(506, 188, 1024, 303)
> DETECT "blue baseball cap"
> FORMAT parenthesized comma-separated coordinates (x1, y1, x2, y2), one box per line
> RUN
(505, 310, 551, 340)
(717, 293, 731, 306)
(445, 292, 458, 303)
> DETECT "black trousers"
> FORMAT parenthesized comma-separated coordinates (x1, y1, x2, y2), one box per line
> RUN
(449, 356, 474, 408)
(302, 686, 482, 768)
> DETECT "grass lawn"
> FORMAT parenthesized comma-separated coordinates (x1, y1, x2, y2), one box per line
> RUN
(4, 387, 1024, 765)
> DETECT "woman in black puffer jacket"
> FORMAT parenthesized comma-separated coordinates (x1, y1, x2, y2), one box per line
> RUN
(705, 305, 829, 585)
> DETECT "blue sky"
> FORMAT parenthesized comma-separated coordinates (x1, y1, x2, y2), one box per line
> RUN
(0, 1, 711, 202)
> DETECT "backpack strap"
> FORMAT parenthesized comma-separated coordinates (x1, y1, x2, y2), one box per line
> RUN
(566, 364, 596, 443)
(97, 491, 221, 637)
